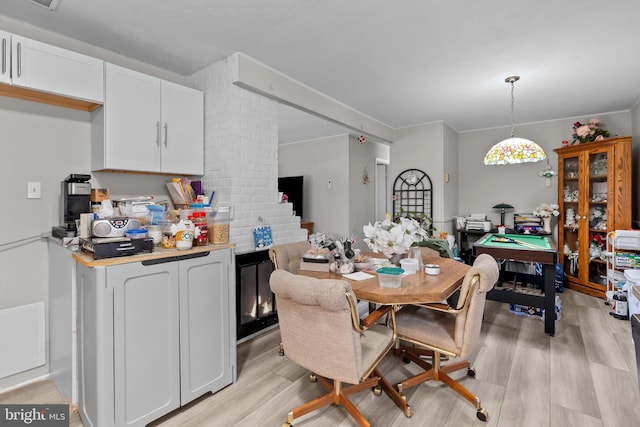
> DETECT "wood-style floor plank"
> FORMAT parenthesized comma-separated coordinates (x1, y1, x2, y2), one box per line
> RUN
(1, 289, 639, 427)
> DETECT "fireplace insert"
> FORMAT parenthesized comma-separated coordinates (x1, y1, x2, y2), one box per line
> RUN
(236, 251, 277, 340)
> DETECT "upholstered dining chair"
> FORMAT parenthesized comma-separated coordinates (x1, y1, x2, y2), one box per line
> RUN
(394, 253, 499, 421)
(269, 240, 311, 274)
(269, 240, 312, 356)
(270, 269, 396, 427)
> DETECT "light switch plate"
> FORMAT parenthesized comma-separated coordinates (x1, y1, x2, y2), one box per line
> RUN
(28, 182, 41, 199)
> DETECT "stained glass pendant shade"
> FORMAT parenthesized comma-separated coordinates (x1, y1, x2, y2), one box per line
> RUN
(484, 76, 546, 166)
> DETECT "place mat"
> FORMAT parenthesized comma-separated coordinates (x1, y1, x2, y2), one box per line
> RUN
(342, 271, 376, 281)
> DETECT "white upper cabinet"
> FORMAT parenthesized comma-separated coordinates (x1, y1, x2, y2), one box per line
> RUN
(2, 33, 103, 103)
(92, 63, 204, 175)
(0, 30, 10, 85)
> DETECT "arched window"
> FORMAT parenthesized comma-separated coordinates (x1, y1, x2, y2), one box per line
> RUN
(392, 169, 433, 230)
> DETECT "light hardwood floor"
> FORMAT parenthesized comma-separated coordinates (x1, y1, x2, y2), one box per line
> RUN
(2, 289, 639, 426)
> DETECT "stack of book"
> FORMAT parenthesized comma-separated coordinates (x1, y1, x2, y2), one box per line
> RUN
(513, 213, 543, 234)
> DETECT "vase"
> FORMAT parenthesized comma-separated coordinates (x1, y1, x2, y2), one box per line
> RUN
(389, 253, 405, 266)
(542, 216, 551, 234)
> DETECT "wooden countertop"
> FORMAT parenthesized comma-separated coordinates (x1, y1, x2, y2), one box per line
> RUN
(73, 243, 235, 267)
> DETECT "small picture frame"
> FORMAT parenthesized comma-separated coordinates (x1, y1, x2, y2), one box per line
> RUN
(253, 225, 273, 250)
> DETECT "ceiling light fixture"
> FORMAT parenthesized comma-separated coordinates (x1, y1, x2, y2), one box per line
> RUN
(29, 0, 60, 11)
(484, 76, 546, 166)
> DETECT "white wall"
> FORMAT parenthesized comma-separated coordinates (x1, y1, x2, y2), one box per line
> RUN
(458, 111, 632, 228)
(391, 122, 453, 233)
(188, 57, 307, 253)
(348, 135, 391, 245)
(278, 135, 350, 237)
(278, 134, 390, 250)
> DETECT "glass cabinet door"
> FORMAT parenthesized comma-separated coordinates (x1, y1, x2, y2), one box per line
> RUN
(587, 150, 609, 286)
(562, 156, 580, 280)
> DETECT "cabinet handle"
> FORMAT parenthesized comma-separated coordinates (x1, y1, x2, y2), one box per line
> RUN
(156, 121, 160, 146)
(16, 41, 21, 77)
(1, 38, 5, 75)
(164, 122, 168, 147)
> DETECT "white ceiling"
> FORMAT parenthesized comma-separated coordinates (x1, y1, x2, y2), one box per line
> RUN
(2, 0, 640, 143)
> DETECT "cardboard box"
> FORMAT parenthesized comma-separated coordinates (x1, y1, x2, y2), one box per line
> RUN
(91, 188, 110, 202)
(299, 259, 331, 272)
(616, 252, 640, 268)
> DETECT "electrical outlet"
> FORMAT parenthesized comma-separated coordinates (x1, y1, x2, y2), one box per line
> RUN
(27, 182, 41, 199)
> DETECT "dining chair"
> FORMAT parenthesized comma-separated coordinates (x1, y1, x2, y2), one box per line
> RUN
(269, 240, 311, 273)
(270, 269, 396, 427)
(394, 253, 499, 421)
(269, 240, 312, 355)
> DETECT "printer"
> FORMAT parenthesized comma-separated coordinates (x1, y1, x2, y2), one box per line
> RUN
(465, 213, 492, 232)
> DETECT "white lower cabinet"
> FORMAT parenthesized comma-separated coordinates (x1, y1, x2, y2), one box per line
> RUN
(77, 249, 236, 427)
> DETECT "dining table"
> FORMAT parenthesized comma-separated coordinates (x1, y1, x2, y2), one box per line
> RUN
(297, 254, 471, 417)
(298, 255, 470, 305)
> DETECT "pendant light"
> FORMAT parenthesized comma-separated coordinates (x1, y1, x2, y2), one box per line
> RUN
(484, 76, 546, 165)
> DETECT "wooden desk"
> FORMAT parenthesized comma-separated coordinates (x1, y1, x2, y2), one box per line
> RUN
(299, 256, 470, 305)
(473, 233, 558, 336)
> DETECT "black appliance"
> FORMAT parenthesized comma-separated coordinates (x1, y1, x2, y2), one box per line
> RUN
(52, 174, 91, 238)
(80, 237, 154, 260)
(278, 176, 304, 219)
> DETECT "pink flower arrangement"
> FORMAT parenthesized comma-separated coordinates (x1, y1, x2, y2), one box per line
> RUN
(563, 118, 610, 145)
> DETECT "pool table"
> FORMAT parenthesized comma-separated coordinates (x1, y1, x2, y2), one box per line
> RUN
(474, 233, 558, 336)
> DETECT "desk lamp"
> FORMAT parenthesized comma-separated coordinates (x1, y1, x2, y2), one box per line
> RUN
(492, 203, 514, 226)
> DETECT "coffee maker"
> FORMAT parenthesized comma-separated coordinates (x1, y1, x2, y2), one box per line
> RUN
(52, 174, 91, 238)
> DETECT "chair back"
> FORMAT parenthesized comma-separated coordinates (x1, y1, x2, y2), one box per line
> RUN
(269, 241, 311, 273)
(454, 253, 499, 358)
(270, 269, 364, 384)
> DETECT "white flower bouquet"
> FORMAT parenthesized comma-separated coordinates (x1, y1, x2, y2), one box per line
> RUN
(363, 216, 429, 258)
(533, 203, 560, 218)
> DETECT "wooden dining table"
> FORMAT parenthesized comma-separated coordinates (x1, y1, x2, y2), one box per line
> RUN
(297, 255, 471, 417)
(298, 255, 471, 305)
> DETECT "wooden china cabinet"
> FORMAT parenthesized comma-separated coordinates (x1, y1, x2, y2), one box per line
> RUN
(554, 136, 632, 298)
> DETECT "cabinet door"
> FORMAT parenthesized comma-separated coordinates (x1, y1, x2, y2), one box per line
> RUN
(160, 80, 204, 175)
(109, 261, 180, 426)
(585, 147, 612, 287)
(179, 250, 234, 405)
(104, 63, 161, 172)
(10, 35, 104, 102)
(0, 31, 10, 84)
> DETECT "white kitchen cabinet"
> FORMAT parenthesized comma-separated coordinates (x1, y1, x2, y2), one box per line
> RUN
(0, 30, 10, 85)
(77, 248, 236, 427)
(91, 63, 204, 175)
(0, 32, 103, 102)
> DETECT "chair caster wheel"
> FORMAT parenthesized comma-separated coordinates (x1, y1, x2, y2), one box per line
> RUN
(467, 367, 476, 377)
(309, 373, 317, 382)
(404, 405, 412, 418)
(373, 386, 382, 395)
(477, 408, 488, 421)
(402, 356, 410, 364)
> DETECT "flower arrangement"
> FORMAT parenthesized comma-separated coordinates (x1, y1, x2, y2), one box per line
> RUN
(589, 232, 606, 250)
(363, 215, 429, 258)
(562, 118, 610, 146)
(589, 206, 608, 230)
(533, 203, 560, 218)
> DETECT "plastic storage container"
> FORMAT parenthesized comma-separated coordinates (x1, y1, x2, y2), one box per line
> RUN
(191, 211, 208, 246)
(208, 206, 230, 244)
(173, 219, 194, 250)
(377, 267, 404, 288)
(125, 229, 148, 239)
